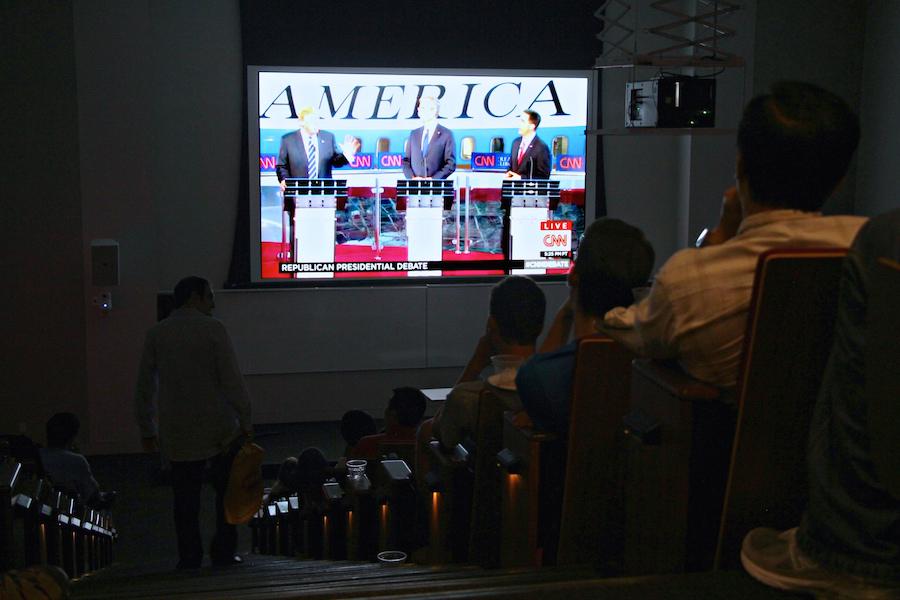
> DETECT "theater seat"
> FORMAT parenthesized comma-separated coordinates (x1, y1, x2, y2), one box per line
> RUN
(624, 248, 848, 574)
(498, 334, 634, 569)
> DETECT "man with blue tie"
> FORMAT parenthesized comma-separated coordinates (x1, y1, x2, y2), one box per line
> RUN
(505, 110, 551, 180)
(402, 96, 456, 180)
(275, 107, 360, 191)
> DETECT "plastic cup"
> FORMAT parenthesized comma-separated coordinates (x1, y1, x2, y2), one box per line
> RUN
(377, 550, 407, 565)
(346, 459, 367, 480)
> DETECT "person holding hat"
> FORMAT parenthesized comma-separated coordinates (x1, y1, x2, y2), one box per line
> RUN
(516, 218, 655, 435)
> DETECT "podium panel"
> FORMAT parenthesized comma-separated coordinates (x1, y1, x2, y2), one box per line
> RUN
(406, 197, 443, 277)
(295, 207, 336, 279)
(510, 206, 550, 275)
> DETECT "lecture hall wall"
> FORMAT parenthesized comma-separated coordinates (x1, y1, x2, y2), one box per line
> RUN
(4, 0, 895, 455)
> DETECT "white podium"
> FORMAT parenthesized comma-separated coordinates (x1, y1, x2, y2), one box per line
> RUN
(502, 180, 561, 275)
(398, 180, 454, 277)
(510, 201, 551, 275)
(284, 179, 347, 279)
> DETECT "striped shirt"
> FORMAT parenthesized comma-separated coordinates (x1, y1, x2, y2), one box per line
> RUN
(604, 210, 866, 388)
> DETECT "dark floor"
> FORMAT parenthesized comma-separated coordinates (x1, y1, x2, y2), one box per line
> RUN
(88, 421, 357, 571)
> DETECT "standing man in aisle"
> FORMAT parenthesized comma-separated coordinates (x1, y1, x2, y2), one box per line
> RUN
(135, 276, 253, 569)
(505, 109, 551, 180)
(402, 95, 456, 180)
(275, 106, 361, 190)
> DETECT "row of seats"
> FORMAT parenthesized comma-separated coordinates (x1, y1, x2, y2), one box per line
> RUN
(412, 249, 847, 574)
(250, 458, 416, 562)
(249, 248, 896, 579)
(0, 459, 115, 578)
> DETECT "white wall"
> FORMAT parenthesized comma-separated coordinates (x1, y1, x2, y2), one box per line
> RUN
(1, 1, 87, 444)
(600, 0, 756, 266)
(752, 0, 867, 215)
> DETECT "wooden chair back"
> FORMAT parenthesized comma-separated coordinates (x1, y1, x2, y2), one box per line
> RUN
(499, 335, 633, 568)
(866, 257, 900, 499)
(423, 386, 506, 566)
(498, 412, 562, 568)
(625, 248, 847, 574)
(466, 386, 507, 567)
(425, 439, 475, 561)
(715, 248, 847, 568)
(557, 335, 635, 570)
(376, 441, 416, 468)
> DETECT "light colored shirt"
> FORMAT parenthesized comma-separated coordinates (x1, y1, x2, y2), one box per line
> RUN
(421, 124, 434, 146)
(604, 210, 866, 388)
(432, 380, 523, 448)
(135, 307, 251, 461)
(300, 130, 318, 154)
(39, 447, 100, 503)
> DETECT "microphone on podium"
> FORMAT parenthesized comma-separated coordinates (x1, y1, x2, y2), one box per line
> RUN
(529, 157, 533, 180)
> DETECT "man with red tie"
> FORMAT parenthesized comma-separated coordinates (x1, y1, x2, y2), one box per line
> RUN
(505, 109, 551, 180)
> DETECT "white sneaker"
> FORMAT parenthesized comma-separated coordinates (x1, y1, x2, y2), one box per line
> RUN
(741, 527, 900, 599)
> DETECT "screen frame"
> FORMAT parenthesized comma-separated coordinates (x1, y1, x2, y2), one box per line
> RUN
(247, 65, 598, 286)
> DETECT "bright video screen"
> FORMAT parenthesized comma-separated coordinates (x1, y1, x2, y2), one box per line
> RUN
(248, 68, 593, 282)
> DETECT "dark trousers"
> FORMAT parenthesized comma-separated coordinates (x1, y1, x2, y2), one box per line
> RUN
(170, 448, 237, 568)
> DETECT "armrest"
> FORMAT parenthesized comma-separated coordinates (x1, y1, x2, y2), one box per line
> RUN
(632, 359, 721, 401)
(502, 411, 559, 443)
(322, 481, 344, 502)
(497, 412, 559, 475)
(380, 459, 412, 483)
(428, 440, 470, 467)
(0, 461, 21, 493)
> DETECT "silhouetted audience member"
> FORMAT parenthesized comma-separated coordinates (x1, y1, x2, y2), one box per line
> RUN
(266, 447, 331, 504)
(605, 81, 866, 389)
(742, 209, 900, 597)
(429, 275, 546, 449)
(134, 275, 252, 569)
(38, 412, 114, 509)
(352, 387, 427, 459)
(340, 410, 377, 456)
(516, 219, 654, 435)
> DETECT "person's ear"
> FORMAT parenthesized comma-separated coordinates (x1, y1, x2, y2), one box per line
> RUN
(735, 151, 745, 181)
(486, 315, 498, 335)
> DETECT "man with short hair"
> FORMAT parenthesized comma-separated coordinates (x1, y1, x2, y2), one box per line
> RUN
(608, 81, 867, 389)
(517, 219, 655, 434)
(352, 387, 429, 459)
(135, 276, 252, 569)
(275, 106, 361, 191)
(505, 109, 551, 180)
(39, 413, 107, 508)
(430, 275, 547, 448)
(402, 96, 456, 180)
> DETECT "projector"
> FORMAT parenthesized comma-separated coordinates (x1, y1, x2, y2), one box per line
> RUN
(625, 76, 716, 128)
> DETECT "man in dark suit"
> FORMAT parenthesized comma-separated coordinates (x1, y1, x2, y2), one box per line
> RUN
(505, 109, 551, 180)
(275, 107, 361, 191)
(402, 96, 456, 179)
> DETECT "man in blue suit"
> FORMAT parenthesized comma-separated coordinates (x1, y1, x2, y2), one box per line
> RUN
(505, 109, 551, 180)
(402, 96, 456, 180)
(275, 107, 360, 191)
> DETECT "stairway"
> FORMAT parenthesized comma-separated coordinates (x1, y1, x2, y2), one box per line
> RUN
(70, 554, 797, 600)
